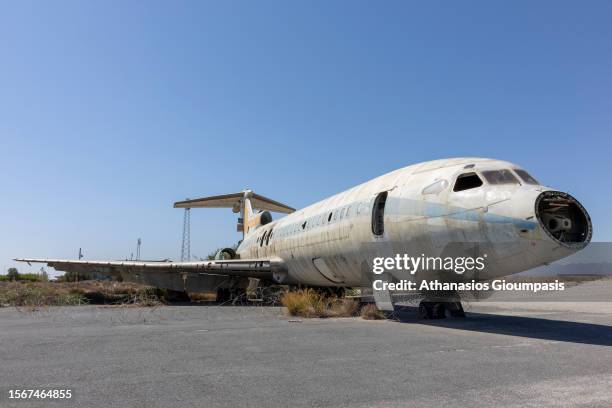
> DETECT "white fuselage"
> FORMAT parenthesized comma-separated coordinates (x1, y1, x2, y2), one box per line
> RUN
(237, 158, 590, 287)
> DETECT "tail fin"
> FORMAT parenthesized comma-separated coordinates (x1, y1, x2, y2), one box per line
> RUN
(174, 190, 295, 236)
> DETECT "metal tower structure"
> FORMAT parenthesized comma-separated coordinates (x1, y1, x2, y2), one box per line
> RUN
(136, 238, 142, 260)
(180, 206, 191, 261)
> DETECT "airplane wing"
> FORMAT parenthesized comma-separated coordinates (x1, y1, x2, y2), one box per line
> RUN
(13, 257, 289, 284)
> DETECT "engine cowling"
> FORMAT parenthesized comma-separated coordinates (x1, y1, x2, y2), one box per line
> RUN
(237, 210, 272, 233)
(214, 247, 237, 260)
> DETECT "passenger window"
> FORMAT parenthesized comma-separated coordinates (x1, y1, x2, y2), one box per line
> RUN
(453, 173, 483, 192)
(513, 169, 539, 185)
(482, 169, 520, 185)
(266, 229, 272, 245)
(371, 192, 387, 236)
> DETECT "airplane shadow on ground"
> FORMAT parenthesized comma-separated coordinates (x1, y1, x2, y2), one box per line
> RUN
(392, 305, 612, 347)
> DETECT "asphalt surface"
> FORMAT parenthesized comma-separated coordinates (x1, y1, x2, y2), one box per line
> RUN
(1, 302, 612, 408)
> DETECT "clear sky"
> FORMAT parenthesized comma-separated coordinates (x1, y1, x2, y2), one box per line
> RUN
(1, 1, 611, 276)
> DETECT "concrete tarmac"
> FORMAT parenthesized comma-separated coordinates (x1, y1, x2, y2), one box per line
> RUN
(1, 302, 612, 408)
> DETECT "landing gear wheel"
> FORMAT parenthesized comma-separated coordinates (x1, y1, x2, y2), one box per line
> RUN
(432, 302, 446, 319)
(418, 301, 447, 319)
(447, 301, 466, 317)
(418, 301, 433, 319)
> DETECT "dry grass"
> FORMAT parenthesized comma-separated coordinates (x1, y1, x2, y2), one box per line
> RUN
(0, 281, 86, 307)
(360, 303, 386, 320)
(187, 292, 217, 302)
(280, 289, 323, 317)
(69, 281, 166, 306)
(281, 288, 360, 318)
(330, 298, 360, 317)
(0, 281, 165, 307)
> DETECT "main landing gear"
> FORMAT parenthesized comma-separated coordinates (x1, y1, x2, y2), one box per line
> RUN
(418, 300, 465, 319)
(372, 286, 466, 319)
(216, 287, 246, 305)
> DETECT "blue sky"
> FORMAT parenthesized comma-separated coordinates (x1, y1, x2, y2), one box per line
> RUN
(1, 1, 610, 275)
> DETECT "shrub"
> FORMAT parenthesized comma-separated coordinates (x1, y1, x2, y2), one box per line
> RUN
(0, 271, 46, 283)
(0, 282, 88, 307)
(7, 267, 19, 281)
(281, 289, 316, 316)
(360, 303, 386, 320)
(56, 293, 88, 306)
(281, 288, 360, 318)
(0, 281, 163, 307)
(329, 298, 360, 317)
(17, 273, 44, 282)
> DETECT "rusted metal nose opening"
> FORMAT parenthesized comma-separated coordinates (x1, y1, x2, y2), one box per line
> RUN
(535, 191, 592, 249)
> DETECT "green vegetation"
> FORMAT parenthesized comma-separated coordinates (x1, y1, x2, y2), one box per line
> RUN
(56, 270, 92, 282)
(345, 287, 362, 297)
(1, 268, 49, 283)
(7, 267, 19, 281)
(0, 282, 87, 307)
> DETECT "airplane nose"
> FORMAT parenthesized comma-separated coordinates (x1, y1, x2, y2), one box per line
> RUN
(535, 191, 592, 249)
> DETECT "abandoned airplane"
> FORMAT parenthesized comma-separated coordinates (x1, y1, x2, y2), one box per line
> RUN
(16, 158, 592, 317)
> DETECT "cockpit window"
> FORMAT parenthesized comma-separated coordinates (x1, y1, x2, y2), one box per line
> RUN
(453, 172, 483, 192)
(422, 179, 449, 195)
(481, 169, 520, 185)
(513, 169, 539, 185)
